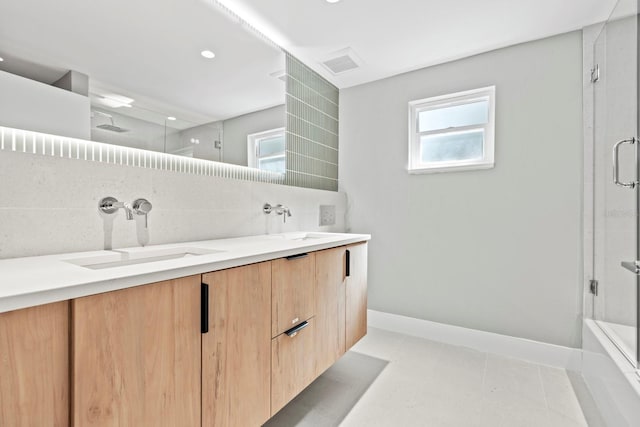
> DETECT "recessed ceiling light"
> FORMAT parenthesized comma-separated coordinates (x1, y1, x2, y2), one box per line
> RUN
(167, 116, 176, 121)
(0, 57, 4, 62)
(326, 0, 341, 3)
(201, 50, 216, 59)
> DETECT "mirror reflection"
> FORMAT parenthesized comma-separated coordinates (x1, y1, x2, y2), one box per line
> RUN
(0, 0, 286, 172)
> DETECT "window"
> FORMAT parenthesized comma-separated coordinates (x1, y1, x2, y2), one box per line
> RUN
(408, 86, 495, 173)
(247, 127, 286, 174)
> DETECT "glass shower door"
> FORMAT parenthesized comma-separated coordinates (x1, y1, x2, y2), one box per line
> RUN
(592, 1, 639, 366)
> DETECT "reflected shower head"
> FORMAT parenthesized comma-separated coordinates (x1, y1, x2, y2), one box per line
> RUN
(92, 110, 129, 133)
(96, 123, 128, 133)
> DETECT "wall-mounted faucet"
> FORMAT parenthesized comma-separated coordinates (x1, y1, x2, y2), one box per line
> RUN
(100, 197, 153, 228)
(263, 203, 292, 223)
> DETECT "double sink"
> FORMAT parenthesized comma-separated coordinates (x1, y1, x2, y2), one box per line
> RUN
(66, 233, 330, 270)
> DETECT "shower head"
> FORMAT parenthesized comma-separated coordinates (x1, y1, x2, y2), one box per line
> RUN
(92, 110, 129, 133)
(96, 123, 128, 133)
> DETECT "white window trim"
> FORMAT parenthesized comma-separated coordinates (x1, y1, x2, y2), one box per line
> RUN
(408, 86, 495, 174)
(247, 127, 286, 173)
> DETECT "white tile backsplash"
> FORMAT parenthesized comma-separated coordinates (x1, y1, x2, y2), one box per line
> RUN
(0, 149, 346, 259)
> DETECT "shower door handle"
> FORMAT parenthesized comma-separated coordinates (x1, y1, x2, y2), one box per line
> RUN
(621, 261, 640, 275)
(613, 138, 637, 188)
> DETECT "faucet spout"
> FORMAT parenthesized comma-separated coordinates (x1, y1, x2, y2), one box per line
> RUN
(112, 201, 134, 220)
(121, 202, 134, 220)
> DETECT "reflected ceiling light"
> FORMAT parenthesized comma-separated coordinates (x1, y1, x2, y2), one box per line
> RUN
(0, 57, 4, 62)
(201, 50, 216, 59)
(167, 116, 177, 121)
(97, 94, 134, 108)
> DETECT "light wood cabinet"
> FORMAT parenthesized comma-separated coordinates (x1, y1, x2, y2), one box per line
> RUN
(3, 240, 368, 426)
(346, 243, 368, 349)
(71, 276, 201, 427)
(202, 262, 272, 427)
(271, 319, 316, 415)
(314, 246, 346, 377)
(0, 301, 69, 427)
(272, 253, 316, 337)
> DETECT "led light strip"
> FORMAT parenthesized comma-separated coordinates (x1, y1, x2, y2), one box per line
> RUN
(0, 126, 285, 184)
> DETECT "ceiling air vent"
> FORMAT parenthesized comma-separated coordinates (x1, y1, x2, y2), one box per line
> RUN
(320, 48, 362, 75)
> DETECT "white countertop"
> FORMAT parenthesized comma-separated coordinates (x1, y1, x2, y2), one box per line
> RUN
(0, 232, 370, 313)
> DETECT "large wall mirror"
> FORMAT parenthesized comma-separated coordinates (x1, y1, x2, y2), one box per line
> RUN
(0, 0, 286, 174)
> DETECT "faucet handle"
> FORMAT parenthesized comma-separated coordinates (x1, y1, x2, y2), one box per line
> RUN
(133, 199, 152, 214)
(132, 198, 152, 228)
(275, 204, 292, 223)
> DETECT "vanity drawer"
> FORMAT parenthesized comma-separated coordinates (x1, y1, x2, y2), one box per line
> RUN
(271, 319, 316, 416)
(272, 252, 316, 337)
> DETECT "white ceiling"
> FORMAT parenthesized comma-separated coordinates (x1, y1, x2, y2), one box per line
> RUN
(0, 0, 625, 124)
(220, 0, 619, 88)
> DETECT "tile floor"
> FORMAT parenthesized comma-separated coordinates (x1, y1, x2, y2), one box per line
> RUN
(266, 327, 604, 427)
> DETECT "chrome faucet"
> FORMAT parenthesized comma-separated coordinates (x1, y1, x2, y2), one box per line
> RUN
(99, 197, 153, 228)
(263, 203, 292, 223)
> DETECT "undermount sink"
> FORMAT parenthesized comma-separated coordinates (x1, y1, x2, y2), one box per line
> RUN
(66, 247, 225, 270)
(281, 232, 332, 241)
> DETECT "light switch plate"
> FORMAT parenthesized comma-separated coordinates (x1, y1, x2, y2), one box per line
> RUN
(319, 205, 336, 226)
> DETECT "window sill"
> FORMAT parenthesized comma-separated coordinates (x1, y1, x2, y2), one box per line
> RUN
(407, 162, 495, 174)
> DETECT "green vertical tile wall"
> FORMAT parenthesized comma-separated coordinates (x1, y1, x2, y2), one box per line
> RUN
(285, 53, 339, 191)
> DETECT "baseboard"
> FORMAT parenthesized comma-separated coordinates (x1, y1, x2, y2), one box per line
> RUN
(367, 309, 583, 371)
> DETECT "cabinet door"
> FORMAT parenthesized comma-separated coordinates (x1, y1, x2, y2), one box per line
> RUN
(346, 242, 368, 349)
(271, 319, 316, 416)
(272, 253, 316, 337)
(202, 262, 271, 427)
(0, 301, 69, 427)
(314, 247, 346, 377)
(72, 276, 201, 427)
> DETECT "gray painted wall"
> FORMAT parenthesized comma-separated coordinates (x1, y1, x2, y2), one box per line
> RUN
(340, 31, 584, 347)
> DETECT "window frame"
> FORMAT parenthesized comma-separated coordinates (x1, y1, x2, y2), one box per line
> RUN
(408, 86, 495, 174)
(247, 127, 286, 174)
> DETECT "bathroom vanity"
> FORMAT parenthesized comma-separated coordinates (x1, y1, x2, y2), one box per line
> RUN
(0, 232, 369, 426)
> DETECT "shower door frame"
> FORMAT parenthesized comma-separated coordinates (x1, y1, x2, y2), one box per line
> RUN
(589, 7, 640, 369)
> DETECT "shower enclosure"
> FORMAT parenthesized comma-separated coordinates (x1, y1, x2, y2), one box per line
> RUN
(590, 0, 639, 368)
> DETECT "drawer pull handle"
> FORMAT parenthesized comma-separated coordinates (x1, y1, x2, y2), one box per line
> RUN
(285, 253, 308, 260)
(346, 249, 351, 277)
(285, 321, 309, 337)
(201, 283, 209, 334)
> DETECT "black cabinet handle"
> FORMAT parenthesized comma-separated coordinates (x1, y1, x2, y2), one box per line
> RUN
(285, 321, 309, 337)
(201, 283, 209, 334)
(346, 249, 351, 277)
(286, 253, 309, 261)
